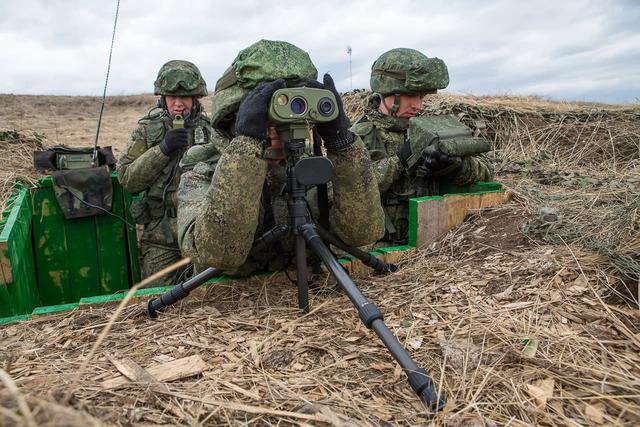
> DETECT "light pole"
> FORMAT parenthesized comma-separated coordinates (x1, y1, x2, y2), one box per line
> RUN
(346, 45, 352, 91)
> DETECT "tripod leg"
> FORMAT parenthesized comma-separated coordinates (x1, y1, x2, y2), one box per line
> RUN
(296, 235, 309, 312)
(300, 224, 446, 412)
(316, 226, 398, 273)
(146, 267, 223, 318)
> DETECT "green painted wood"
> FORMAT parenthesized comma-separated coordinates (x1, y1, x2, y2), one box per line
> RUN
(65, 215, 101, 302)
(0, 314, 31, 325)
(94, 183, 130, 294)
(32, 302, 79, 315)
(32, 187, 72, 305)
(408, 195, 440, 247)
(0, 188, 39, 317)
(376, 245, 414, 253)
(79, 293, 125, 305)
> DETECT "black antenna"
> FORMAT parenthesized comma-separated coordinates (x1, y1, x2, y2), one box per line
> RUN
(92, 0, 121, 166)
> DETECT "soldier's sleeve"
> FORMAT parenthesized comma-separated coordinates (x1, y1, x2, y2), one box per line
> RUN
(372, 155, 404, 194)
(352, 121, 404, 194)
(116, 125, 172, 194)
(177, 135, 267, 271)
(327, 136, 385, 246)
(453, 153, 494, 185)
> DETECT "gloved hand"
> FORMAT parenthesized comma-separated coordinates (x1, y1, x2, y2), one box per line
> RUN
(417, 146, 462, 177)
(305, 74, 354, 152)
(159, 128, 189, 157)
(235, 79, 286, 141)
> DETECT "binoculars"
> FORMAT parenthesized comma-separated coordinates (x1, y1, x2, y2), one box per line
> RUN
(269, 88, 338, 123)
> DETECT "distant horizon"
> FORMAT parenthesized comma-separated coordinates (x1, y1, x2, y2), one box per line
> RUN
(1, 90, 637, 107)
(0, 1, 638, 104)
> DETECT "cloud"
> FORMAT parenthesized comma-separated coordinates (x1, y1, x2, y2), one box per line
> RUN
(0, 0, 637, 103)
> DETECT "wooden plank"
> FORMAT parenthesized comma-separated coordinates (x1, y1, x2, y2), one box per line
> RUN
(105, 353, 169, 393)
(94, 181, 129, 294)
(102, 355, 209, 389)
(65, 215, 100, 302)
(414, 190, 510, 248)
(32, 188, 72, 305)
(0, 188, 39, 316)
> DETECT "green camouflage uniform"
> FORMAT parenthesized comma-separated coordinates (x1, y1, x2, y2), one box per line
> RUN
(116, 60, 216, 283)
(176, 40, 384, 275)
(352, 48, 494, 244)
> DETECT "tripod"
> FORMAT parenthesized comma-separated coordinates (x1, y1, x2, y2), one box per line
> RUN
(146, 123, 446, 411)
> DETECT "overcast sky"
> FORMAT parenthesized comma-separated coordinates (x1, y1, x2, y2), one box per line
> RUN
(0, 0, 638, 103)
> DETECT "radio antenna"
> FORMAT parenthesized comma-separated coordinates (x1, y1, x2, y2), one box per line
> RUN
(92, 0, 121, 165)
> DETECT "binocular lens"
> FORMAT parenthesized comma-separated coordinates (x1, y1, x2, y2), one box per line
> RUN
(318, 97, 335, 116)
(290, 97, 307, 115)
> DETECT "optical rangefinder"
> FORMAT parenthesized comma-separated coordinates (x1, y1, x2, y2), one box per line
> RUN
(268, 88, 338, 123)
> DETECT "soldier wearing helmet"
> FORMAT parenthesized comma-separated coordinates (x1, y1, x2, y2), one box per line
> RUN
(117, 60, 218, 284)
(351, 48, 493, 244)
(176, 40, 384, 274)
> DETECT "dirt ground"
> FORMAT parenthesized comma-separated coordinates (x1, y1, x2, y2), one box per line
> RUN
(0, 92, 638, 426)
(0, 93, 214, 155)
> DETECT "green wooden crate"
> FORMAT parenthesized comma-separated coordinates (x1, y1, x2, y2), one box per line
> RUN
(0, 173, 140, 317)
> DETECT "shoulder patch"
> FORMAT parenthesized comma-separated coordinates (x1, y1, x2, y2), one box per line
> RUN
(142, 121, 167, 147)
(350, 121, 374, 137)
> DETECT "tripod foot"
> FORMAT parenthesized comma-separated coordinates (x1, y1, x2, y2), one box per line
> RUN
(407, 369, 447, 412)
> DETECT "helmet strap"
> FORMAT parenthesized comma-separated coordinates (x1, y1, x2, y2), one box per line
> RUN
(381, 94, 401, 117)
(157, 96, 167, 110)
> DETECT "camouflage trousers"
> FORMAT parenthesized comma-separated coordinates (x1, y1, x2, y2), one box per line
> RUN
(139, 241, 188, 287)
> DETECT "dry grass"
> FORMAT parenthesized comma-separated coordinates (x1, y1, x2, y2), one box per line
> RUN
(0, 92, 638, 426)
(0, 130, 50, 212)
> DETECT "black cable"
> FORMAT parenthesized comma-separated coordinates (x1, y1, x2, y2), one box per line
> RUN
(58, 183, 135, 230)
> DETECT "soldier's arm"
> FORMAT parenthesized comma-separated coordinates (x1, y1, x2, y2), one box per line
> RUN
(116, 126, 173, 194)
(353, 123, 404, 194)
(327, 136, 385, 247)
(371, 154, 404, 194)
(178, 135, 266, 270)
(453, 153, 494, 186)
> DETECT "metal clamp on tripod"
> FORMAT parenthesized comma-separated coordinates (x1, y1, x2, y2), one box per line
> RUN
(145, 87, 446, 411)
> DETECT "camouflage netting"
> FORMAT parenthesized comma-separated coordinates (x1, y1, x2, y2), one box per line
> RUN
(344, 91, 640, 283)
(0, 129, 49, 213)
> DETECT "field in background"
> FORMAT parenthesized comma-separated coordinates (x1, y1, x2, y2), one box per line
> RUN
(0, 92, 638, 426)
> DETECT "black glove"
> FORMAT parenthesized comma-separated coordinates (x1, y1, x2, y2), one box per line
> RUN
(305, 74, 354, 152)
(418, 148, 462, 177)
(396, 137, 412, 168)
(159, 128, 189, 157)
(235, 79, 286, 141)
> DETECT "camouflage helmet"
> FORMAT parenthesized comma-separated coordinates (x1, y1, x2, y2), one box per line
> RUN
(210, 39, 318, 128)
(370, 48, 449, 96)
(154, 60, 208, 97)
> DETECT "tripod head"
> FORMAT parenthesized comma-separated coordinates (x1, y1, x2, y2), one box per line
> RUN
(267, 87, 338, 187)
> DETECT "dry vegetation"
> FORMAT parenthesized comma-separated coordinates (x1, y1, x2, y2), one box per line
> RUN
(0, 91, 639, 426)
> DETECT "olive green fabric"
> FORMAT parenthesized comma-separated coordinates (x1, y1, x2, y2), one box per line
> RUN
(154, 60, 208, 97)
(177, 134, 384, 275)
(352, 95, 494, 244)
(211, 40, 318, 128)
(370, 48, 449, 95)
(117, 109, 216, 284)
(51, 166, 113, 219)
(406, 115, 491, 169)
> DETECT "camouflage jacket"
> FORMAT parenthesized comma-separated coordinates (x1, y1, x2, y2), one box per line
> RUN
(177, 134, 385, 275)
(351, 95, 494, 242)
(116, 109, 214, 247)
